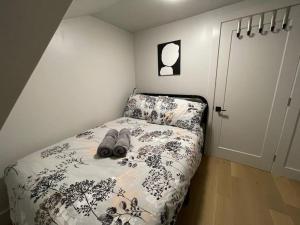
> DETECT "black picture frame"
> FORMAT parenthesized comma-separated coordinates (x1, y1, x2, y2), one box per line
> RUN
(157, 40, 181, 76)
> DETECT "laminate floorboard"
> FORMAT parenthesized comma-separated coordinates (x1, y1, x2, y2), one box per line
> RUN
(176, 156, 300, 225)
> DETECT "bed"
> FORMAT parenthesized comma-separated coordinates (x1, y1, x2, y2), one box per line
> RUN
(4, 93, 208, 225)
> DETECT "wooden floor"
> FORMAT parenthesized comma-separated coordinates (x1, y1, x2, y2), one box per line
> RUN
(176, 156, 300, 225)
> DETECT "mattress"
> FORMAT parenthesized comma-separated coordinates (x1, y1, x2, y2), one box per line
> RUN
(4, 117, 204, 225)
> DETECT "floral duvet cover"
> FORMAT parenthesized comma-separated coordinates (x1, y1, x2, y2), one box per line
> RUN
(4, 117, 203, 225)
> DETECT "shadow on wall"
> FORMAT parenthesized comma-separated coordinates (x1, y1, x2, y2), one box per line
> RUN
(0, 177, 11, 225)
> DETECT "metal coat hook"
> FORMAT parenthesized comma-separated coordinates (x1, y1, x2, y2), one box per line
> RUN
(247, 16, 252, 36)
(258, 14, 264, 34)
(236, 19, 242, 38)
(282, 7, 290, 31)
(270, 10, 276, 32)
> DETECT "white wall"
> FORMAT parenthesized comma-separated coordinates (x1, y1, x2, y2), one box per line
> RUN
(134, 0, 300, 131)
(135, 13, 215, 99)
(0, 17, 135, 219)
(0, 16, 135, 172)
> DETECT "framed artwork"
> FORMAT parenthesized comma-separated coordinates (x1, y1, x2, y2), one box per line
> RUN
(157, 40, 181, 76)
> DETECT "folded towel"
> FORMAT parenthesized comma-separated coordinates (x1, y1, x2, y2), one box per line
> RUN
(113, 128, 131, 157)
(97, 129, 118, 157)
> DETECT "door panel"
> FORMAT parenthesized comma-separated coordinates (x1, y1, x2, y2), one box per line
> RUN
(219, 26, 287, 157)
(211, 6, 300, 171)
(272, 57, 300, 181)
(285, 113, 300, 170)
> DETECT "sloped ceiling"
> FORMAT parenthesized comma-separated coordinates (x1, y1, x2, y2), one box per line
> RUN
(0, 0, 72, 130)
(66, 0, 243, 32)
(64, 0, 122, 18)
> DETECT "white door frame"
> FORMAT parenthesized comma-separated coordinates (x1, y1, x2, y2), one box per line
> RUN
(209, 4, 299, 170)
(272, 54, 300, 180)
(207, 1, 300, 151)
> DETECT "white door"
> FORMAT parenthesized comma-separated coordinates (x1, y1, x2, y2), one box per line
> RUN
(211, 6, 300, 171)
(272, 58, 300, 181)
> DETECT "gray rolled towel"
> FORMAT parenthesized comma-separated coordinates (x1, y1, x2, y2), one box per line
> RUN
(97, 129, 118, 157)
(113, 128, 131, 157)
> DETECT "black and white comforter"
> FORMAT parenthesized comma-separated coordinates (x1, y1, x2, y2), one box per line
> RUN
(4, 117, 203, 225)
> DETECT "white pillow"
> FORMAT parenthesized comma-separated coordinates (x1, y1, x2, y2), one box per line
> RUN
(124, 94, 157, 120)
(148, 96, 206, 132)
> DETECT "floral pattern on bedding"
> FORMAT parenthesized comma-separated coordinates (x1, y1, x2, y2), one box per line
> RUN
(4, 117, 203, 225)
(147, 96, 206, 133)
(123, 94, 156, 120)
(123, 94, 206, 133)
